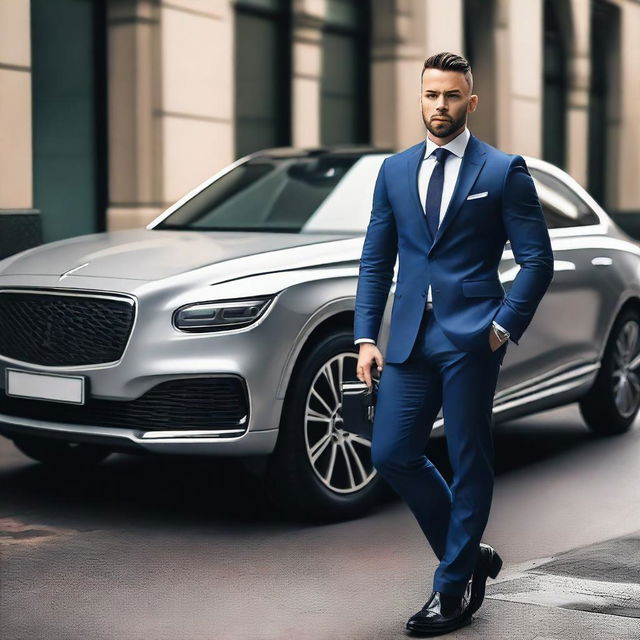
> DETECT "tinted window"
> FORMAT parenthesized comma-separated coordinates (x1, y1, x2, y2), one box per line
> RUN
(529, 167, 600, 229)
(156, 153, 386, 234)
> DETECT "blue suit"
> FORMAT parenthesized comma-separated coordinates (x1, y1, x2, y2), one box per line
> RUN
(353, 133, 553, 596)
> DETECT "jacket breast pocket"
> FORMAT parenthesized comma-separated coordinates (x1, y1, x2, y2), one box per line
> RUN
(462, 279, 505, 298)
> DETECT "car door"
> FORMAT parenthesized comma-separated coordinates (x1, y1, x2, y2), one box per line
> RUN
(496, 164, 616, 393)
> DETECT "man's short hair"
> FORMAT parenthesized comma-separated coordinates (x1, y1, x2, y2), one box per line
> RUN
(421, 52, 473, 92)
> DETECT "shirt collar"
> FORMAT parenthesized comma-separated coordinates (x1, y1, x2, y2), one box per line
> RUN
(424, 126, 470, 160)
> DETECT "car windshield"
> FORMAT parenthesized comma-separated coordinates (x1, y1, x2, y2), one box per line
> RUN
(154, 153, 388, 234)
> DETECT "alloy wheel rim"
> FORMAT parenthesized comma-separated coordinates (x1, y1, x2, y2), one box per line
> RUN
(304, 352, 377, 494)
(612, 319, 640, 418)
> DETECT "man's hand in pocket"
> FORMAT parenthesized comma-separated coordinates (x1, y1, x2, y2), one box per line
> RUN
(488, 327, 507, 352)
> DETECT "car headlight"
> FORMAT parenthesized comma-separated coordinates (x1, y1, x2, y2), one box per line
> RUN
(173, 296, 275, 332)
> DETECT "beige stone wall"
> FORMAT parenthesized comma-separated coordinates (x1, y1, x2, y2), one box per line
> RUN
(502, 0, 544, 157)
(617, 0, 640, 212)
(4, 0, 639, 231)
(159, 1, 233, 203)
(370, 0, 464, 151)
(106, 0, 234, 230)
(368, 0, 543, 159)
(566, 0, 591, 187)
(0, 0, 32, 210)
(292, 0, 324, 147)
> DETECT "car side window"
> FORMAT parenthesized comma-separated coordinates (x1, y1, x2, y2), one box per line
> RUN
(529, 167, 600, 229)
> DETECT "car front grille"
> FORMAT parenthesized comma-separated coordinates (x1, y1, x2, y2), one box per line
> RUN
(0, 376, 249, 433)
(0, 290, 136, 366)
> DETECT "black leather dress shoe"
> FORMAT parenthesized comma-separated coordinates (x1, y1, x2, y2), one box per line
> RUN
(405, 588, 472, 635)
(467, 542, 503, 616)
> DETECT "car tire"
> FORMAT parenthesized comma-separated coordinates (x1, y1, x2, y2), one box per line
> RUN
(264, 330, 391, 522)
(11, 435, 112, 467)
(579, 307, 640, 435)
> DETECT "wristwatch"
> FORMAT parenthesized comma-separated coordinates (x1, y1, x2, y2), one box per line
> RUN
(492, 321, 510, 342)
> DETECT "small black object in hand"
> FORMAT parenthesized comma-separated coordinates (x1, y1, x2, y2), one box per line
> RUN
(340, 377, 379, 440)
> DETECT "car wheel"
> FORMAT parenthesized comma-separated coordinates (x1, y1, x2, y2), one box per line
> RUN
(11, 435, 112, 467)
(579, 307, 640, 435)
(265, 330, 389, 522)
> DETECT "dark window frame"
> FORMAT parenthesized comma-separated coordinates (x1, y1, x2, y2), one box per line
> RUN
(542, 0, 568, 170)
(233, 0, 292, 157)
(92, 0, 108, 233)
(320, 0, 371, 145)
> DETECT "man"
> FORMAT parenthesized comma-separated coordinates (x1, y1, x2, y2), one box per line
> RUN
(354, 52, 554, 635)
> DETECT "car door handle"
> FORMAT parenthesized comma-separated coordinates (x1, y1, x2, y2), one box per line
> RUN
(554, 260, 576, 271)
(591, 256, 613, 266)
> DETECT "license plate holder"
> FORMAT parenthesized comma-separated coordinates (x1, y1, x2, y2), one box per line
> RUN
(5, 368, 86, 405)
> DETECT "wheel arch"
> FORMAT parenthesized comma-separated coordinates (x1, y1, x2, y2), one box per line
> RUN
(600, 295, 640, 360)
(276, 305, 355, 406)
(578, 294, 640, 435)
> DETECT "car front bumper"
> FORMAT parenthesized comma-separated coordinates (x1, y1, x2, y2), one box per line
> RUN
(0, 280, 308, 456)
(0, 413, 279, 455)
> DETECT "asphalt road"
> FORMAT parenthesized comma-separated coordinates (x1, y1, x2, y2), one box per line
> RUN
(1, 403, 639, 639)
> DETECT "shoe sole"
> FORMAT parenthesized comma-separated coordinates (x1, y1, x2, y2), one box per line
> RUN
(468, 547, 503, 616)
(406, 613, 473, 635)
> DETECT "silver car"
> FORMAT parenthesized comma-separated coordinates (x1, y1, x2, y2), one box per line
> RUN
(1, 146, 639, 522)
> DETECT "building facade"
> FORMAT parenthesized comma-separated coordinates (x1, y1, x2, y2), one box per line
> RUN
(1, 0, 639, 254)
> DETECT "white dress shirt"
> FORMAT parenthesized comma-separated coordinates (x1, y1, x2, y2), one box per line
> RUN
(355, 127, 509, 346)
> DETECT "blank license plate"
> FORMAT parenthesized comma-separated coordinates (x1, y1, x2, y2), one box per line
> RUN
(5, 368, 85, 404)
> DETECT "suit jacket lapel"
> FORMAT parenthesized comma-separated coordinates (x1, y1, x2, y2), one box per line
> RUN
(406, 139, 434, 245)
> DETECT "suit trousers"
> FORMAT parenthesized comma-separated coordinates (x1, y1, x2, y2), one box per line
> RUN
(370, 304, 507, 597)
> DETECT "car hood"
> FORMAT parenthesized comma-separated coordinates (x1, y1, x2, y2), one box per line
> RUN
(0, 229, 358, 281)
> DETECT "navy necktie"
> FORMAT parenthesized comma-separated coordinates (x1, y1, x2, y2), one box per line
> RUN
(425, 147, 451, 241)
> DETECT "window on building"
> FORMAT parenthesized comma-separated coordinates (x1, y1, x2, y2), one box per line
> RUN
(31, 0, 108, 242)
(234, 0, 291, 158)
(320, 0, 370, 145)
(543, 0, 568, 170)
(588, 0, 621, 210)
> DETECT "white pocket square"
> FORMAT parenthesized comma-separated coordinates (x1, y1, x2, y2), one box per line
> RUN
(466, 191, 488, 200)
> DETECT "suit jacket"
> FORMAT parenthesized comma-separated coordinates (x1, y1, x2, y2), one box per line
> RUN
(353, 133, 554, 364)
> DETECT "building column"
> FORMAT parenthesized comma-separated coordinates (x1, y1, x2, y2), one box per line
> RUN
(424, 0, 464, 56)
(107, 0, 162, 229)
(566, 0, 590, 187)
(495, 0, 543, 157)
(0, 0, 40, 258)
(0, 0, 32, 211)
(615, 0, 639, 214)
(370, 0, 463, 151)
(291, 0, 325, 148)
(107, 0, 234, 230)
(464, 0, 499, 147)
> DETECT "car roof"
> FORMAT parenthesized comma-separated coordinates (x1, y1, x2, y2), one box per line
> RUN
(250, 146, 583, 185)
(248, 145, 556, 174)
(245, 145, 394, 159)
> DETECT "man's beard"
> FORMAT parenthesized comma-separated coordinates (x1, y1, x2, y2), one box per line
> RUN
(423, 111, 466, 138)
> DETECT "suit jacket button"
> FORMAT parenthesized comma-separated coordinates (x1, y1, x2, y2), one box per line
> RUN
(421, 292, 426, 297)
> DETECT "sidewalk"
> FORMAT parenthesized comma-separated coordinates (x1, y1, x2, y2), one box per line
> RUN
(428, 531, 640, 640)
